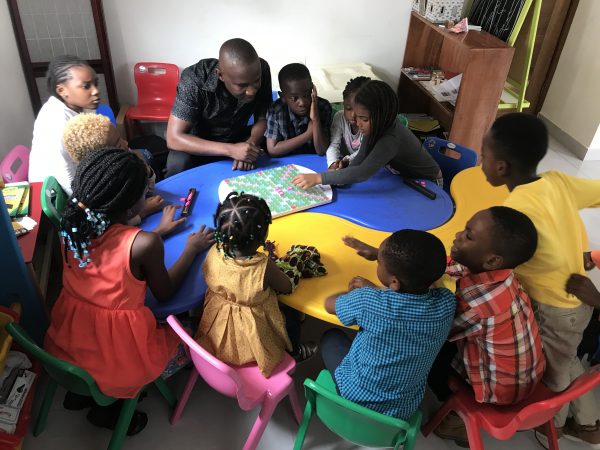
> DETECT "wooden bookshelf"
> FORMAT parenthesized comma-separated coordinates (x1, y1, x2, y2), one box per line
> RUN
(398, 12, 514, 154)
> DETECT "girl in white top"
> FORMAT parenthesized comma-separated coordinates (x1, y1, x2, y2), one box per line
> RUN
(29, 56, 100, 195)
(322, 77, 371, 170)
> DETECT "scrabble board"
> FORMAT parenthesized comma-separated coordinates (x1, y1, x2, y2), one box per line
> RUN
(218, 164, 333, 218)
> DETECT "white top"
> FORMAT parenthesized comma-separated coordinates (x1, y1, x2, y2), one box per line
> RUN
(29, 96, 79, 195)
(325, 111, 363, 168)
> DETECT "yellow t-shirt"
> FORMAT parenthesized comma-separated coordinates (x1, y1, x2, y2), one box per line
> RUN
(504, 171, 600, 308)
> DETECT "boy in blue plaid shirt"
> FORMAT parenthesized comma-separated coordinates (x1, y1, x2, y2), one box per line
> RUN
(322, 230, 456, 420)
(265, 63, 331, 156)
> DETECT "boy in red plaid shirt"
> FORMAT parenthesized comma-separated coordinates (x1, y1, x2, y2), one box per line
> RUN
(428, 206, 545, 446)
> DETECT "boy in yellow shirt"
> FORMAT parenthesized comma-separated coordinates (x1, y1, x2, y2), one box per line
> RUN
(481, 112, 600, 447)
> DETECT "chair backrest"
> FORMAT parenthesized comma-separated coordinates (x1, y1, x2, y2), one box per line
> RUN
(166, 315, 242, 400)
(514, 365, 600, 430)
(1, 145, 30, 183)
(96, 103, 117, 126)
(305, 370, 419, 448)
(423, 137, 478, 192)
(133, 62, 179, 108)
(5, 322, 115, 405)
(41, 176, 68, 229)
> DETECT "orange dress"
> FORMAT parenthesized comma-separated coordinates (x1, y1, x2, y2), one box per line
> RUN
(45, 224, 179, 398)
(196, 246, 291, 376)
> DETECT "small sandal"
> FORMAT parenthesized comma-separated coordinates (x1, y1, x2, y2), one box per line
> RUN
(291, 341, 319, 363)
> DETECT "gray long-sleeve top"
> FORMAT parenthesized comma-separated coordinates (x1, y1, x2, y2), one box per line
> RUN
(320, 119, 440, 185)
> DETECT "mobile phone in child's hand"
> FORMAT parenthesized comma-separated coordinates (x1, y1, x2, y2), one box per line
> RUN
(180, 188, 197, 218)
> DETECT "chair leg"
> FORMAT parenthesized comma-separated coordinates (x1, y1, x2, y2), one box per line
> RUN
(33, 378, 58, 437)
(107, 396, 139, 450)
(170, 370, 198, 425)
(462, 416, 485, 450)
(153, 377, 176, 409)
(287, 384, 303, 424)
(544, 420, 560, 450)
(243, 397, 278, 450)
(421, 399, 454, 436)
(293, 401, 313, 450)
(402, 420, 420, 450)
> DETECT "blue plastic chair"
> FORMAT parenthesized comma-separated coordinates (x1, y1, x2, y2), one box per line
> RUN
(97, 103, 117, 126)
(423, 137, 478, 193)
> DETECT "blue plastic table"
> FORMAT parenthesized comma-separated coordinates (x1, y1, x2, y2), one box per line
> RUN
(141, 154, 453, 317)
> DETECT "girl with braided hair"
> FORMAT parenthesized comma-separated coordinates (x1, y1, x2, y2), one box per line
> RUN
(196, 192, 317, 377)
(29, 55, 100, 194)
(292, 80, 442, 189)
(45, 148, 214, 435)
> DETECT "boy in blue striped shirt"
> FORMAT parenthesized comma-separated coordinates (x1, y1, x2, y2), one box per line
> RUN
(323, 230, 455, 419)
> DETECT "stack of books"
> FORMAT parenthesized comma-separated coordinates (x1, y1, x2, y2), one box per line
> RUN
(0, 367, 35, 434)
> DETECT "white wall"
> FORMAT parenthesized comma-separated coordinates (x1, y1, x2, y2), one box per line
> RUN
(0, 2, 34, 160)
(540, 0, 600, 160)
(102, 0, 412, 105)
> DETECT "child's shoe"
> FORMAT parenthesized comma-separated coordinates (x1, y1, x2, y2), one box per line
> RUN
(86, 401, 148, 436)
(291, 341, 318, 363)
(433, 412, 469, 448)
(563, 418, 600, 449)
(533, 423, 563, 448)
(63, 392, 95, 410)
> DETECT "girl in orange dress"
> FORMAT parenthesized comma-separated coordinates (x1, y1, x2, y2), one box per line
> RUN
(44, 148, 214, 435)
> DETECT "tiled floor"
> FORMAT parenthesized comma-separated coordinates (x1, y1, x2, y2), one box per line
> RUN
(24, 137, 600, 450)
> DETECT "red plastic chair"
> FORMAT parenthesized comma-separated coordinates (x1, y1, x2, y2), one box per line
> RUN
(124, 62, 179, 139)
(422, 365, 600, 450)
(166, 315, 302, 450)
(1, 145, 30, 183)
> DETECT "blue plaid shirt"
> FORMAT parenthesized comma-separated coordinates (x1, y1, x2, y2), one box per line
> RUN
(264, 97, 332, 155)
(335, 287, 455, 420)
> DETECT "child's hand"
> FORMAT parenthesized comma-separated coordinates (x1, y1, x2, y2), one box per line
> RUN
(566, 274, 600, 307)
(310, 84, 319, 122)
(584, 252, 596, 271)
(348, 276, 375, 290)
(185, 224, 215, 254)
(139, 195, 166, 219)
(328, 160, 342, 171)
(153, 205, 186, 237)
(342, 235, 378, 261)
(292, 173, 322, 190)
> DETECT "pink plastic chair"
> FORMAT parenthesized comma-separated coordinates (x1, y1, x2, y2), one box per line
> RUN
(125, 62, 179, 139)
(422, 365, 600, 450)
(1, 145, 30, 183)
(167, 315, 302, 450)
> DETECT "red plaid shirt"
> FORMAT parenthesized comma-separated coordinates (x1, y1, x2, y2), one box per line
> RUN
(446, 260, 545, 404)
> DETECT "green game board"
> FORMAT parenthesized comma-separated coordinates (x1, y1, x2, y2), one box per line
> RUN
(218, 164, 333, 218)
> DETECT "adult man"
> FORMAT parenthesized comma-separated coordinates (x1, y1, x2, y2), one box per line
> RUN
(166, 38, 272, 176)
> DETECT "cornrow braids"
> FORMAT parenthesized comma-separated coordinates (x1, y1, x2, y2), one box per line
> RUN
(353, 80, 399, 155)
(213, 192, 272, 258)
(60, 148, 148, 268)
(342, 76, 371, 99)
(46, 55, 93, 99)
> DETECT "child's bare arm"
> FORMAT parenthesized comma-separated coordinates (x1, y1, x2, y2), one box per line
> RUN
(325, 292, 347, 314)
(131, 225, 214, 302)
(266, 127, 313, 156)
(264, 259, 293, 294)
(566, 274, 600, 307)
(309, 86, 330, 155)
(342, 236, 378, 261)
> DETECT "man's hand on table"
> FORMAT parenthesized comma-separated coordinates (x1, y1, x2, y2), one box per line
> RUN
(228, 141, 261, 163)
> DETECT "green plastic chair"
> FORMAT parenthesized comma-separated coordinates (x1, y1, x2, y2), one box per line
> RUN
(294, 370, 422, 450)
(5, 322, 176, 450)
(41, 175, 68, 229)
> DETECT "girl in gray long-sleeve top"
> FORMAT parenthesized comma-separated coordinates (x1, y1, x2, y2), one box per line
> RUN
(292, 80, 442, 189)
